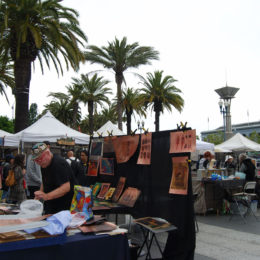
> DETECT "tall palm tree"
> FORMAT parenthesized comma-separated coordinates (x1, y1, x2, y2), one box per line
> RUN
(84, 36, 159, 130)
(120, 87, 146, 135)
(0, 50, 14, 103)
(79, 73, 112, 135)
(139, 70, 184, 132)
(0, 0, 87, 132)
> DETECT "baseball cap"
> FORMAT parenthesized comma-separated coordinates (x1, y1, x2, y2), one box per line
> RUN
(32, 143, 48, 160)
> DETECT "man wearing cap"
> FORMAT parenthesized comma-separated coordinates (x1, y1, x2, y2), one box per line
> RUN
(32, 143, 75, 214)
(224, 155, 236, 176)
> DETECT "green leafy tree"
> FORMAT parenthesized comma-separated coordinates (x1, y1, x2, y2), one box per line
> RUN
(28, 103, 38, 125)
(248, 131, 260, 144)
(0, 0, 87, 132)
(79, 73, 111, 135)
(0, 115, 14, 133)
(84, 37, 159, 130)
(203, 132, 224, 145)
(139, 70, 184, 132)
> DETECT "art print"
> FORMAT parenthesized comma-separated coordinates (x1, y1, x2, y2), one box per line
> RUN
(118, 187, 141, 207)
(97, 183, 111, 200)
(112, 136, 139, 163)
(104, 187, 116, 200)
(90, 140, 103, 156)
(169, 130, 196, 153)
(100, 158, 114, 175)
(137, 132, 152, 165)
(112, 177, 126, 202)
(169, 156, 189, 195)
(87, 158, 99, 177)
(92, 182, 102, 197)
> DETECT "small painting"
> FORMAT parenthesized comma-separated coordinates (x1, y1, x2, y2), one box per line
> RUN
(100, 158, 114, 175)
(92, 182, 102, 198)
(97, 183, 111, 200)
(118, 187, 141, 207)
(112, 177, 126, 202)
(87, 158, 99, 176)
(90, 140, 103, 156)
(104, 187, 116, 201)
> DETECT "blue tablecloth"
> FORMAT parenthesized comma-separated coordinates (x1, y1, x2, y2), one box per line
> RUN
(0, 232, 130, 260)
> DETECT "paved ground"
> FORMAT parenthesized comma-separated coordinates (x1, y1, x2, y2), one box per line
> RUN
(111, 208, 260, 260)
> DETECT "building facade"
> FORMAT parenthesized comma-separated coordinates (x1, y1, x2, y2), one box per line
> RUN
(201, 120, 260, 140)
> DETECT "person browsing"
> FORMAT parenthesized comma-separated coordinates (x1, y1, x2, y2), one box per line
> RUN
(32, 143, 75, 214)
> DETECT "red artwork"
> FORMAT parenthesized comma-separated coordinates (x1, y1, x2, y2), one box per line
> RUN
(87, 158, 99, 176)
(169, 156, 189, 195)
(137, 132, 152, 165)
(169, 130, 196, 153)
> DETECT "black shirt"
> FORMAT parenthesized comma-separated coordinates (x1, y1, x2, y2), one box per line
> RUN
(41, 154, 75, 214)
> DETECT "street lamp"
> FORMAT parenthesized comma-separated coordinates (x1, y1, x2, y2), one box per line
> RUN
(218, 99, 230, 141)
(215, 85, 239, 140)
(137, 120, 144, 134)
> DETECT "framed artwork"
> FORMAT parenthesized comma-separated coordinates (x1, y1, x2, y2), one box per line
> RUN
(87, 158, 99, 176)
(100, 158, 114, 175)
(104, 187, 116, 201)
(90, 140, 103, 156)
(97, 183, 111, 200)
(169, 156, 189, 195)
(92, 182, 102, 198)
(118, 187, 141, 207)
(112, 177, 126, 202)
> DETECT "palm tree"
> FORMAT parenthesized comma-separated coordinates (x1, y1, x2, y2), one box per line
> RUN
(0, 50, 14, 103)
(43, 93, 76, 126)
(66, 80, 84, 129)
(139, 70, 184, 132)
(120, 87, 146, 135)
(84, 36, 159, 130)
(79, 73, 112, 135)
(0, 0, 87, 132)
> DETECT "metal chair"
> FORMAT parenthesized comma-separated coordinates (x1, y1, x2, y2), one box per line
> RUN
(229, 181, 258, 223)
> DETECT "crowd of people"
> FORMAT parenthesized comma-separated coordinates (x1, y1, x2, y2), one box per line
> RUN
(0, 141, 90, 214)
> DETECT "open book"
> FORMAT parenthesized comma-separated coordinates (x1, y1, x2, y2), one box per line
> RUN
(134, 217, 177, 233)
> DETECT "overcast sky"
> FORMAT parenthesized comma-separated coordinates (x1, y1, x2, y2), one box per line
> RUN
(1, 0, 260, 138)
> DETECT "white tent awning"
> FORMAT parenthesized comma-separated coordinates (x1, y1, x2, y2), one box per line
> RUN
(6, 111, 90, 145)
(215, 133, 260, 152)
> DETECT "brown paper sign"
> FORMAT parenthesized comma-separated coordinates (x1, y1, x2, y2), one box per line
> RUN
(137, 133, 152, 165)
(112, 135, 139, 163)
(169, 130, 196, 153)
(169, 156, 189, 195)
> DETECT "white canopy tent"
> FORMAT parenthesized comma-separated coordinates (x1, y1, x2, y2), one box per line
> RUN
(93, 121, 125, 137)
(0, 129, 19, 147)
(6, 111, 90, 145)
(215, 133, 260, 152)
(196, 140, 214, 152)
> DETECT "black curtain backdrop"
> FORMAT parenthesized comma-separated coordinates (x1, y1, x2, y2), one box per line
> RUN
(89, 129, 195, 260)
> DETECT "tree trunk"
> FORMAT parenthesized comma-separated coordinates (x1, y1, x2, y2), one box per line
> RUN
(72, 102, 79, 129)
(88, 101, 94, 135)
(14, 59, 31, 133)
(126, 110, 132, 135)
(155, 109, 160, 132)
(115, 73, 123, 130)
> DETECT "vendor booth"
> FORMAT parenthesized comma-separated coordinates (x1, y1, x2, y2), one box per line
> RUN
(1, 127, 195, 260)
